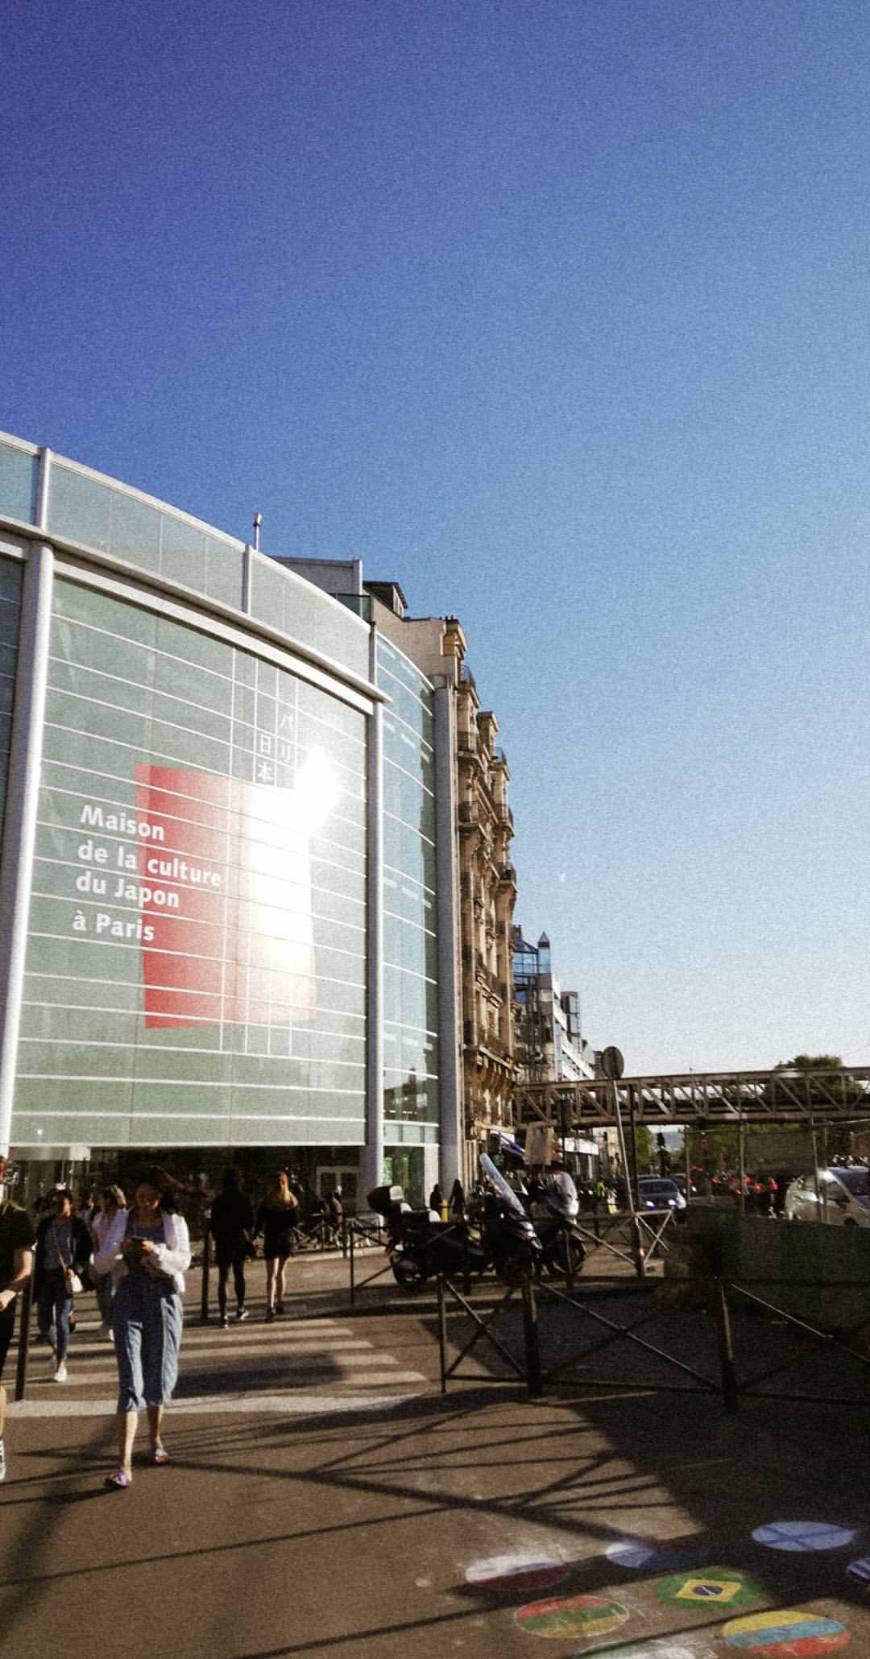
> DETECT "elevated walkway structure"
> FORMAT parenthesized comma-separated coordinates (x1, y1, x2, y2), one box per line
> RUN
(516, 1065, 870, 1128)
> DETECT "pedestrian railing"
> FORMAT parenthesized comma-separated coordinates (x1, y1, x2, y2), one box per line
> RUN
(435, 1267, 870, 1413)
(436, 1276, 542, 1394)
(346, 1219, 396, 1306)
(573, 1205, 676, 1275)
(13, 1268, 34, 1403)
(715, 1274, 870, 1409)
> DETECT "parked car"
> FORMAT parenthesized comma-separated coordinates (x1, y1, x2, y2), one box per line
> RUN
(784, 1167, 870, 1228)
(637, 1176, 687, 1217)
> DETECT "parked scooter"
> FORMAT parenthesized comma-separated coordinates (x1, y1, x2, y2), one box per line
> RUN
(369, 1157, 541, 1289)
(528, 1168, 586, 1278)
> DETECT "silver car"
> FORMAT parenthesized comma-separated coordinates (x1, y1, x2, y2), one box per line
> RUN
(784, 1167, 870, 1228)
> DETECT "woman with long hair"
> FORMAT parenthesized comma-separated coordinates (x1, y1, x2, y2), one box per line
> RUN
(94, 1168, 190, 1489)
(34, 1187, 91, 1384)
(89, 1186, 127, 1339)
(209, 1167, 255, 1328)
(254, 1169, 298, 1321)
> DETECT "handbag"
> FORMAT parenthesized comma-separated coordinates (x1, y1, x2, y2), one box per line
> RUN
(55, 1225, 83, 1296)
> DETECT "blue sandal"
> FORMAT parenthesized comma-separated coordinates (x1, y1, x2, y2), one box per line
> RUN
(105, 1469, 132, 1489)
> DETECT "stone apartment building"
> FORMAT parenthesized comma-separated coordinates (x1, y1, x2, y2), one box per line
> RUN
(368, 603, 519, 1183)
(275, 559, 519, 1187)
(456, 660, 518, 1175)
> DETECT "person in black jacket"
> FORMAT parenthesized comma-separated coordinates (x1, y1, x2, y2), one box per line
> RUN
(209, 1168, 255, 1328)
(34, 1187, 91, 1383)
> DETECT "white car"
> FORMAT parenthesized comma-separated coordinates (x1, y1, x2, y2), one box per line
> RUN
(784, 1167, 870, 1228)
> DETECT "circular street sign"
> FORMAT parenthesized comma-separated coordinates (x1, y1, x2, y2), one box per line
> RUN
(601, 1046, 625, 1081)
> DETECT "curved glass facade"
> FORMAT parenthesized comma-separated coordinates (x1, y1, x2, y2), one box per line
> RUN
(0, 432, 456, 1196)
(17, 578, 367, 1148)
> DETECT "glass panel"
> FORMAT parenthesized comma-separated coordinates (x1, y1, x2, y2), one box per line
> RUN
(108, 491, 163, 571)
(49, 464, 246, 611)
(160, 515, 207, 593)
(251, 555, 370, 680)
(49, 464, 111, 551)
(0, 443, 37, 523)
(205, 535, 244, 610)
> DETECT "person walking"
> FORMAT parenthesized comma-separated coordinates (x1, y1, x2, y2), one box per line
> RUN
(0, 1156, 34, 1481)
(254, 1170, 298, 1321)
(95, 1168, 191, 1490)
(326, 1186, 343, 1246)
(209, 1168, 255, 1328)
(449, 1178, 465, 1219)
(34, 1187, 91, 1383)
(89, 1186, 127, 1338)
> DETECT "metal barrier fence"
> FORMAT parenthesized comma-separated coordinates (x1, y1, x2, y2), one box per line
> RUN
(435, 1268, 870, 1412)
(573, 1205, 676, 1276)
(13, 1271, 33, 1403)
(346, 1217, 395, 1306)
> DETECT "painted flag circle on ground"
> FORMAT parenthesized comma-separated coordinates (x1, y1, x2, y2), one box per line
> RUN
(464, 1554, 568, 1593)
(606, 1539, 700, 1571)
(514, 1593, 630, 1639)
(752, 1523, 856, 1554)
(846, 1558, 870, 1585)
(606, 1646, 708, 1659)
(655, 1566, 763, 1610)
(722, 1608, 850, 1654)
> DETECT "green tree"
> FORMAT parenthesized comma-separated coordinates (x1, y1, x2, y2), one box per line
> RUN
(772, 1055, 864, 1162)
(625, 1122, 653, 1182)
(684, 1055, 866, 1174)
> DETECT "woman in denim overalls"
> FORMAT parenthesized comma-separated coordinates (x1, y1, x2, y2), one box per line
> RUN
(97, 1170, 191, 1490)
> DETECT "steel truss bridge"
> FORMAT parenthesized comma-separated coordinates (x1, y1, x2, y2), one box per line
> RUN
(515, 1066, 870, 1129)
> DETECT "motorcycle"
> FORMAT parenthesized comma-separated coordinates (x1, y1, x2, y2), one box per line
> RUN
(368, 1157, 541, 1289)
(527, 1173, 586, 1279)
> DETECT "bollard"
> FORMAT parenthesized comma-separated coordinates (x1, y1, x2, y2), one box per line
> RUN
(14, 1272, 33, 1403)
(349, 1221, 356, 1307)
(437, 1276, 448, 1393)
(199, 1225, 211, 1324)
(714, 1278, 740, 1412)
(521, 1277, 543, 1397)
(631, 1215, 646, 1279)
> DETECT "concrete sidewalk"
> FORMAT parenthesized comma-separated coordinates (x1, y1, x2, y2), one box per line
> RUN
(3, 1250, 870, 1657)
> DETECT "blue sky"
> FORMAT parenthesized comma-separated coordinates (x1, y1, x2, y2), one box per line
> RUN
(4, 0, 869, 1073)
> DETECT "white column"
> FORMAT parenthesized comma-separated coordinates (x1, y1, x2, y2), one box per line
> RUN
(360, 630, 384, 1201)
(434, 680, 462, 1188)
(0, 449, 54, 1153)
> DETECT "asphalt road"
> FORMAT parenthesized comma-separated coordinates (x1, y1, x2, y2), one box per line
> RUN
(3, 1253, 870, 1658)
